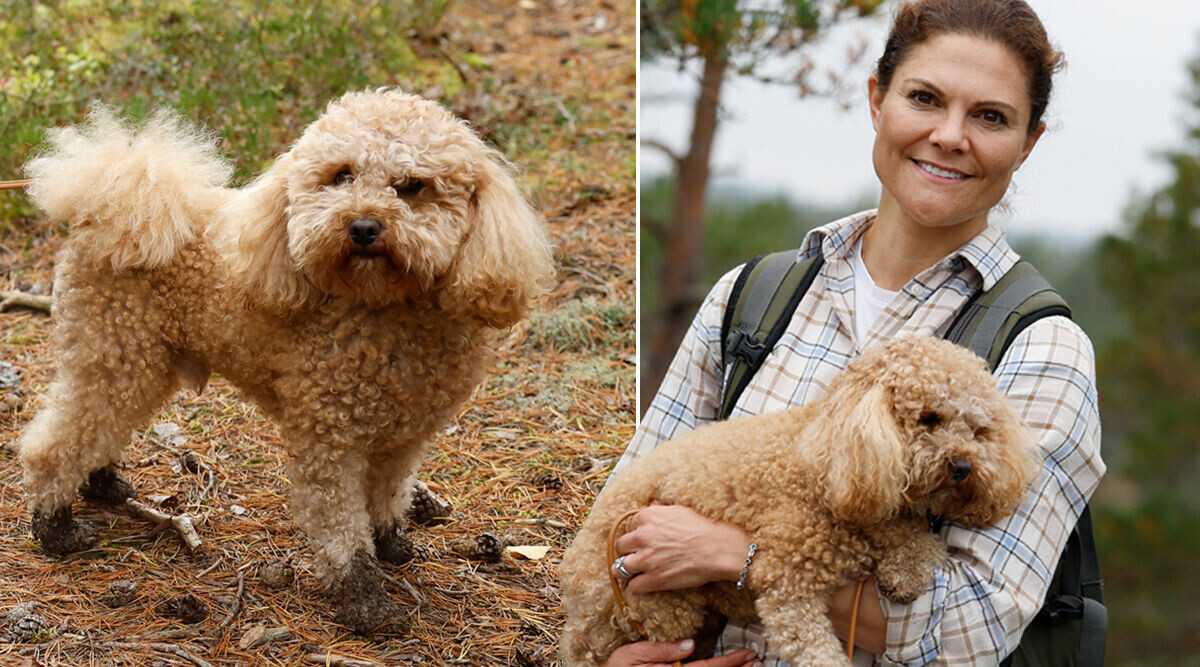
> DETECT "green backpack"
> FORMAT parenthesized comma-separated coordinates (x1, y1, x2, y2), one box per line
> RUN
(718, 251, 1106, 666)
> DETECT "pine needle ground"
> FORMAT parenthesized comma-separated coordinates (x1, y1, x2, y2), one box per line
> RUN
(0, 1, 634, 664)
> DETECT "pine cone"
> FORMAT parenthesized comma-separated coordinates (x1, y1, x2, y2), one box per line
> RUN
(103, 580, 138, 608)
(156, 594, 207, 624)
(448, 532, 505, 563)
(530, 471, 562, 490)
(258, 560, 295, 591)
(6, 603, 48, 642)
(407, 481, 452, 526)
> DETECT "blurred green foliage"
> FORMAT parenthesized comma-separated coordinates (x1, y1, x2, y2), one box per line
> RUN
(1090, 41, 1200, 665)
(0, 0, 460, 226)
(638, 174, 870, 392)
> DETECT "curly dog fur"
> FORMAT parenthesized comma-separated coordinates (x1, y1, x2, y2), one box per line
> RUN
(559, 337, 1038, 665)
(18, 89, 555, 632)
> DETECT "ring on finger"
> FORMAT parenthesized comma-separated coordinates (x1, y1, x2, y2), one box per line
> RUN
(613, 555, 635, 580)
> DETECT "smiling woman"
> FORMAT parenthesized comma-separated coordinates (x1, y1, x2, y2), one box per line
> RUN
(864, 33, 1047, 289)
(599, 1, 1104, 666)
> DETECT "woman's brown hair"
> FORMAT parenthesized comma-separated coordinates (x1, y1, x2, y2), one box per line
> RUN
(875, 0, 1065, 135)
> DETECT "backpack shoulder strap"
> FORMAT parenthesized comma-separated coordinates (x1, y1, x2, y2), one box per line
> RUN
(960, 261, 1105, 667)
(943, 260, 1072, 370)
(718, 251, 824, 420)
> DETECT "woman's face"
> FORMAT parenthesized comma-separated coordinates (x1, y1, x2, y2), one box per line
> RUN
(869, 32, 1044, 235)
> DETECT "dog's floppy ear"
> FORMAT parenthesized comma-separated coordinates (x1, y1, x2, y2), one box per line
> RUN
(442, 153, 555, 328)
(214, 154, 315, 311)
(811, 383, 907, 525)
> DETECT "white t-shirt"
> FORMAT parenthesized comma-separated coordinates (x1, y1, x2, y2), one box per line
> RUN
(851, 234, 899, 342)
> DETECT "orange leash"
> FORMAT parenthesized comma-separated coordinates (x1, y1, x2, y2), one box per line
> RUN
(846, 578, 866, 661)
(607, 508, 648, 636)
(0, 179, 31, 190)
(607, 508, 683, 667)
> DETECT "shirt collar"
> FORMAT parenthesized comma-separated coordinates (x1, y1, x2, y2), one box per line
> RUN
(798, 209, 1020, 291)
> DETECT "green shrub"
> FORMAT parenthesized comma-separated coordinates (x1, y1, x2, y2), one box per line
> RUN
(1, 0, 459, 228)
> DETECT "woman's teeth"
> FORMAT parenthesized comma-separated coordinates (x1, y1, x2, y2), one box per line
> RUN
(916, 160, 967, 180)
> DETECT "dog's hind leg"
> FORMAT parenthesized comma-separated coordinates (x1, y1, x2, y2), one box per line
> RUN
(19, 333, 181, 556)
(285, 449, 400, 633)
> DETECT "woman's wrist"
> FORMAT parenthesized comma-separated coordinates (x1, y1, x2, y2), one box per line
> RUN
(714, 522, 756, 582)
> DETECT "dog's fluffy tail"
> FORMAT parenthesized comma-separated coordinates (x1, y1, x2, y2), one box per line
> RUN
(24, 106, 232, 271)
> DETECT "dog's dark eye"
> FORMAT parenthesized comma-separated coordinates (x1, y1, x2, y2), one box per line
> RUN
(918, 412, 943, 428)
(333, 169, 354, 186)
(392, 178, 425, 197)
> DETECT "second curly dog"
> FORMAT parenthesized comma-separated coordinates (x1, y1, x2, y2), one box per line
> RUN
(19, 89, 555, 632)
(559, 336, 1038, 665)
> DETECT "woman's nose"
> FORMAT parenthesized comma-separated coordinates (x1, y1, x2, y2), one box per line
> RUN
(929, 112, 969, 152)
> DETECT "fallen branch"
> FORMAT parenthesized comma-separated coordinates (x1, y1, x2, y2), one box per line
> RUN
(0, 290, 51, 314)
(123, 498, 204, 551)
(219, 570, 246, 627)
(512, 517, 569, 530)
(238, 625, 292, 649)
(303, 654, 381, 667)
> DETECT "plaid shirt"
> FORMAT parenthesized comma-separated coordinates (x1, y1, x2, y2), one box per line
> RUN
(617, 210, 1105, 666)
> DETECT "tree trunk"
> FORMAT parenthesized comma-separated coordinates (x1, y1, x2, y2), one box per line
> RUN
(645, 52, 728, 410)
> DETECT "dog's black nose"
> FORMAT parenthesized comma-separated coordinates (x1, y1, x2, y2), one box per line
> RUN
(349, 218, 382, 247)
(949, 458, 972, 483)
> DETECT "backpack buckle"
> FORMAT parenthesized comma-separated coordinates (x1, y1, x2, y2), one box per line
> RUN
(726, 330, 767, 365)
(1039, 593, 1085, 621)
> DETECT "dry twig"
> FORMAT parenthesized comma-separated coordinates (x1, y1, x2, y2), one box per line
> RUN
(0, 290, 51, 313)
(123, 498, 204, 550)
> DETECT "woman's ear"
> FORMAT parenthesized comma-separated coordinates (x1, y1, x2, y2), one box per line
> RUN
(868, 75, 885, 132)
(1017, 121, 1046, 169)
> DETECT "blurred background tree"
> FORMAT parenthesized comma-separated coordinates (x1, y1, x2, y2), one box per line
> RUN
(1090, 40, 1200, 663)
(0, 0, 460, 225)
(639, 0, 885, 402)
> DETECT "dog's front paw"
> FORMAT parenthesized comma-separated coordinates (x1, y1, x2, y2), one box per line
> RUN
(81, 466, 136, 505)
(329, 551, 406, 634)
(32, 507, 98, 556)
(876, 531, 945, 604)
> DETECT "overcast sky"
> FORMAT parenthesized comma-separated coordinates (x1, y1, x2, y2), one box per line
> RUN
(640, 0, 1200, 238)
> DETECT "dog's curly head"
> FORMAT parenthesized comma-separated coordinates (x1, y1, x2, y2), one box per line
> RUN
(810, 337, 1039, 527)
(216, 89, 555, 325)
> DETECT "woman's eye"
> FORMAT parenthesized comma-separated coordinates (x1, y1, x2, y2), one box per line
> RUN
(392, 178, 425, 197)
(980, 109, 1008, 126)
(333, 169, 354, 185)
(909, 90, 936, 106)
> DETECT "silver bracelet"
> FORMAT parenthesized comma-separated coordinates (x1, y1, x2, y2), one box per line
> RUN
(736, 542, 758, 591)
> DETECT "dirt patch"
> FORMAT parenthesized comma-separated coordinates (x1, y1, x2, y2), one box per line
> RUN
(0, 0, 633, 664)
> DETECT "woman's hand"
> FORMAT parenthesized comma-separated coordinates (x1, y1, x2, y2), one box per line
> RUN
(611, 503, 754, 595)
(601, 640, 760, 667)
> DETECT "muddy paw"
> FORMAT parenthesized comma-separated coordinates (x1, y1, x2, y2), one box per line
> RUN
(81, 466, 135, 504)
(330, 551, 405, 634)
(374, 525, 423, 565)
(32, 506, 98, 556)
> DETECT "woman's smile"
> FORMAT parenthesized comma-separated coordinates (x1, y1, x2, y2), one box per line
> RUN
(912, 158, 971, 182)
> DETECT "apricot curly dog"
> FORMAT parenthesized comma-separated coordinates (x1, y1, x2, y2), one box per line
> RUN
(19, 89, 555, 632)
(560, 337, 1038, 665)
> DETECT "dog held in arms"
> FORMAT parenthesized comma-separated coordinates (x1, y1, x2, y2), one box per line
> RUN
(18, 89, 555, 632)
(559, 337, 1039, 665)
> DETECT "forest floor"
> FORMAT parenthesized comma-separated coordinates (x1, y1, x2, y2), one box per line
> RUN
(0, 0, 635, 665)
